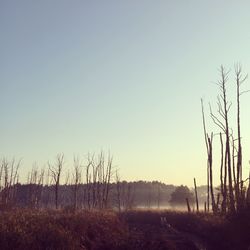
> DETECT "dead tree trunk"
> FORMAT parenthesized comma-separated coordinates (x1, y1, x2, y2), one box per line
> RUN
(201, 99, 210, 211)
(207, 134, 216, 213)
(193, 178, 199, 212)
(220, 132, 227, 213)
(235, 64, 247, 211)
(186, 198, 191, 213)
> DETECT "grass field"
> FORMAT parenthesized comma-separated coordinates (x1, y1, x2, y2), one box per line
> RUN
(0, 209, 249, 250)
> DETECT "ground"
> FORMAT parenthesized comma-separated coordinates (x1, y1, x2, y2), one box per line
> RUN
(0, 209, 249, 250)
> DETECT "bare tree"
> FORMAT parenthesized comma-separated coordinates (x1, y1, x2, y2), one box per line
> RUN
(85, 154, 93, 209)
(28, 164, 45, 209)
(103, 153, 113, 209)
(48, 154, 64, 209)
(210, 66, 235, 213)
(203, 65, 248, 214)
(115, 170, 122, 212)
(72, 156, 82, 210)
(0, 158, 20, 207)
(201, 99, 210, 211)
(83, 152, 114, 210)
(234, 64, 248, 210)
(202, 100, 216, 212)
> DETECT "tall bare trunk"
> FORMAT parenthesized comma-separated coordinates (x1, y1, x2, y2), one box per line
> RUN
(208, 134, 216, 212)
(201, 99, 210, 211)
(194, 178, 199, 212)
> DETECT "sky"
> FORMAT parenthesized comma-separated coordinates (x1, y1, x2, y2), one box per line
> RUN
(1, 1, 250, 186)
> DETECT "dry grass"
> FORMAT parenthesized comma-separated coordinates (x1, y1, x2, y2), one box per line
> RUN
(0, 209, 128, 250)
(0, 209, 249, 250)
(122, 209, 250, 250)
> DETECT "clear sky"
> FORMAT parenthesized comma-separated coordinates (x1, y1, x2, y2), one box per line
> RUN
(1, 1, 250, 186)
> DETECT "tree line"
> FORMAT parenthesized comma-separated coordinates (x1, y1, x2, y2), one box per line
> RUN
(0, 154, 189, 210)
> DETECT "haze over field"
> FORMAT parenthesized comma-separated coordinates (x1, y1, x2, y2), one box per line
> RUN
(1, 1, 250, 185)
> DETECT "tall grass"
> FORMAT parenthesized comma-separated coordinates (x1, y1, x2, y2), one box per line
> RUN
(0, 209, 249, 249)
(0, 209, 128, 250)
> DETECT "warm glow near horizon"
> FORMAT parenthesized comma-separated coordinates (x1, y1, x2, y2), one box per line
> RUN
(1, 1, 250, 186)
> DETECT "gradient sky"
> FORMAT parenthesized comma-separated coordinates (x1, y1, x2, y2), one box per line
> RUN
(1, 1, 250, 186)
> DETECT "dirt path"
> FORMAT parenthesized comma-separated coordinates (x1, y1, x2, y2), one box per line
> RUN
(160, 217, 209, 250)
(180, 232, 207, 250)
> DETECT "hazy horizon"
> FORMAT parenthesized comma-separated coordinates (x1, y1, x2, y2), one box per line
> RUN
(1, 1, 250, 186)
